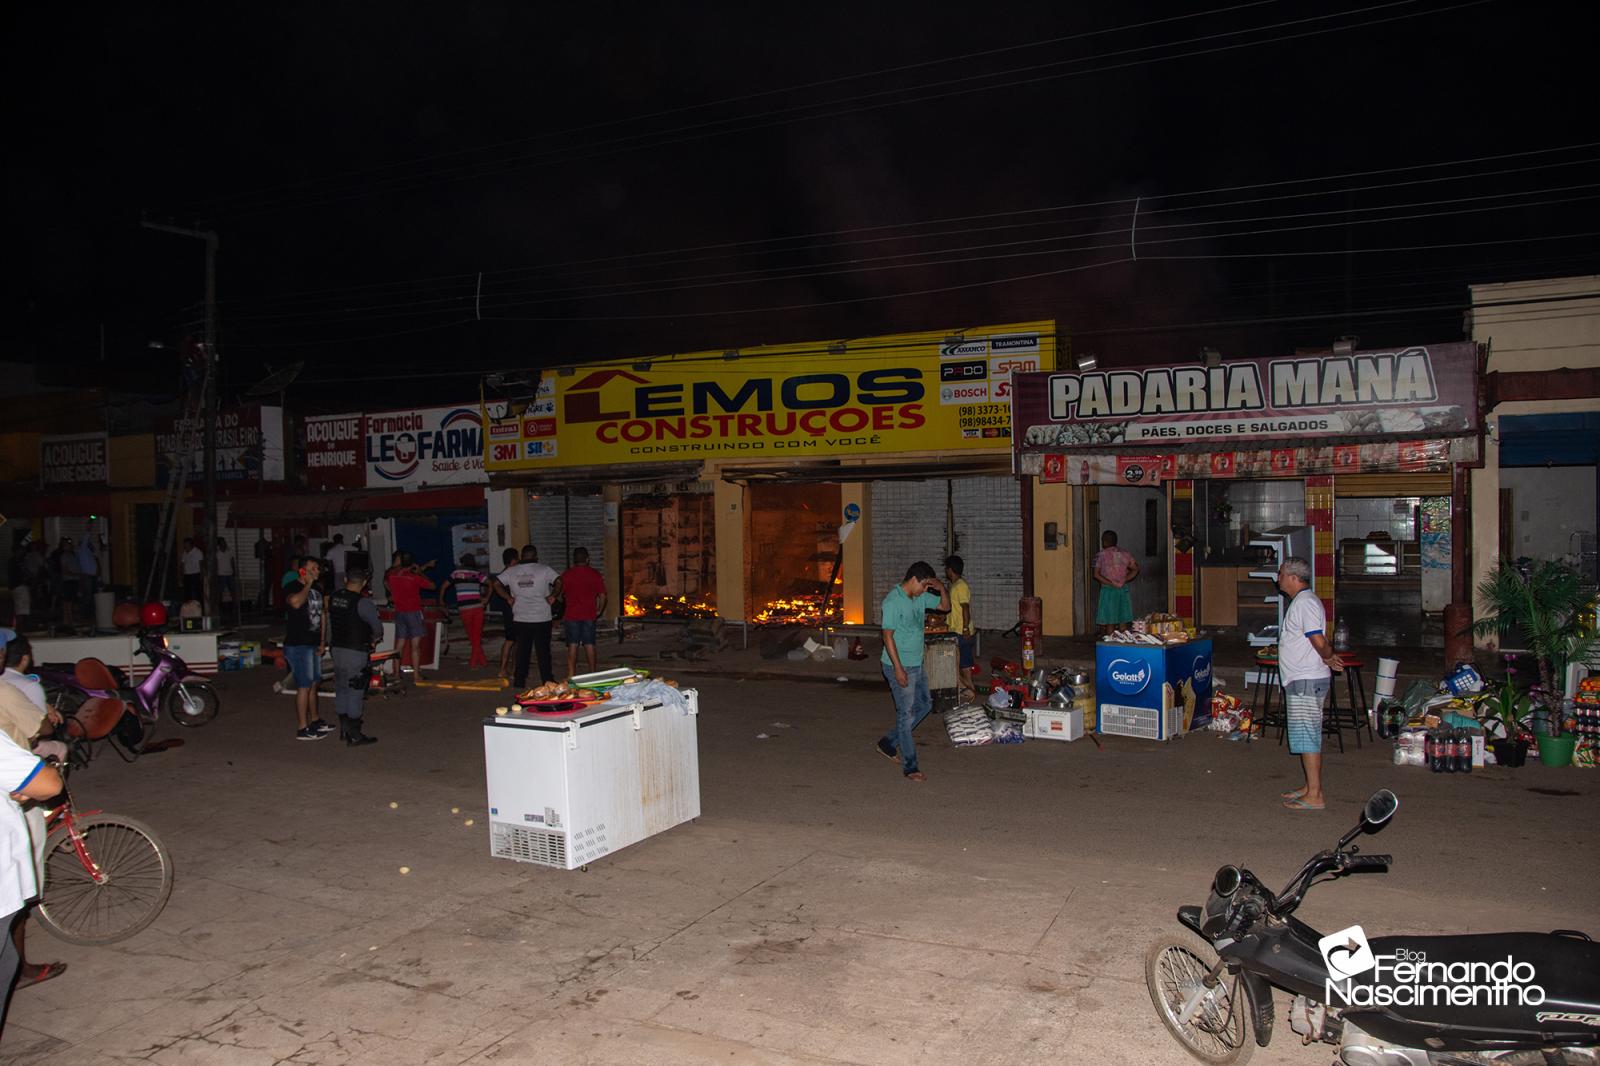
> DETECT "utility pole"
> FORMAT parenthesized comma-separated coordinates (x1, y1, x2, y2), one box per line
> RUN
(142, 219, 221, 620)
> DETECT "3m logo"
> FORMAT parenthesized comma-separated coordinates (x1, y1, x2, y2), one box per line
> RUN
(491, 443, 519, 462)
(1319, 925, 1376, 980)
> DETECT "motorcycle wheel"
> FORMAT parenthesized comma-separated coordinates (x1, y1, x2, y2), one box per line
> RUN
(164, 680, 221, 727)
(1144, 930, 1255, 1066)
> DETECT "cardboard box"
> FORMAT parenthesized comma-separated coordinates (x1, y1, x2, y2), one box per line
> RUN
(1025, 707, 1083, 742)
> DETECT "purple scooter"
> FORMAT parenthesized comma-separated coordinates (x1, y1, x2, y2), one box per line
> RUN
(129, 628, 221, 728)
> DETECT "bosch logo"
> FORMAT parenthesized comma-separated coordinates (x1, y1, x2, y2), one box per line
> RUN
(1123, 464, 1145, 483)
(1107, 660, 1151, 695)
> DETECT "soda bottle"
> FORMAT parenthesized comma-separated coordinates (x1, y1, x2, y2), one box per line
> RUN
(1444, 730, 1458, 773)
(1461, 731, 1473, 773)
(1427, 730, 1440, 772)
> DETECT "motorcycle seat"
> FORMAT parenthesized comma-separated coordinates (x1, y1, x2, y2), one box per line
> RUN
(74, 657, 120, 692)
(68, 696, 131, 742)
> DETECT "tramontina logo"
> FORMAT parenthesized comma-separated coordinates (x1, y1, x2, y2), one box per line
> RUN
(1319, 925, 1547, 1008)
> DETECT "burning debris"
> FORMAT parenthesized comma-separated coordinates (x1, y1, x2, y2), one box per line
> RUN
(623, 593, 718, 619)
(751, 575, 844, 626)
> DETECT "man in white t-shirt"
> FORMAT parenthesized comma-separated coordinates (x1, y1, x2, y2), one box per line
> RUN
(494, 546, 558, 691)
(181, 537, 205, 604)
(1277, 556, 1343, 811)
(327, 534, 349, 587)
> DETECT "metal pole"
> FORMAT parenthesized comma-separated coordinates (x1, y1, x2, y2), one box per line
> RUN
(203, 230, 220, 623)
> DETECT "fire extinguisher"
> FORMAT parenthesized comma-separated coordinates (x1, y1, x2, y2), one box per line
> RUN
(1021, 622, 1038, 672)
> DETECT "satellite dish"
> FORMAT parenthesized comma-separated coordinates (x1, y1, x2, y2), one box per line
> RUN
(245, 362, 305, 397)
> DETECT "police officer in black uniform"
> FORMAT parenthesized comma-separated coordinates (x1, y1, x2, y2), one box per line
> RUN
(327, 566, 382, 746)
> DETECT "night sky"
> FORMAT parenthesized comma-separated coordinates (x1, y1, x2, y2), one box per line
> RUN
(8, 1, 1598, 410)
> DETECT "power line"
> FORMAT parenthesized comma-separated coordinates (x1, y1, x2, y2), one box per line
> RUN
(282, 296, 1597, 384)
(219, 185, 1600, 328)
(218, 141, 1598, 313)
(201, 0, 1485, 219)
(186, 0, 1286, 213)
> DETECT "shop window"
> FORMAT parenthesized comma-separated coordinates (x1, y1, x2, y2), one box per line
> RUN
(745, 483, 843, 624)
(620, 494, 716, 618)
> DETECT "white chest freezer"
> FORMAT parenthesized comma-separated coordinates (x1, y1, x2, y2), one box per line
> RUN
(483, 690, 700, 870)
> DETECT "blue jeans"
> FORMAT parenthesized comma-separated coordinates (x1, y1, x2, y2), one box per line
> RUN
(881, 663, 933, 775)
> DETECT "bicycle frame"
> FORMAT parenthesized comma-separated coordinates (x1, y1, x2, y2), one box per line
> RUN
(43, 793, 108, 886)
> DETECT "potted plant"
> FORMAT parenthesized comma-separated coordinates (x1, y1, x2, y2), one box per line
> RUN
(1471, 561, 1600, 704)
(1476, 659, 1532, 768)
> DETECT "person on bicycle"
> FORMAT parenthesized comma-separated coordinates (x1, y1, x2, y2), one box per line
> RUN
(1, 715, 67, 1019)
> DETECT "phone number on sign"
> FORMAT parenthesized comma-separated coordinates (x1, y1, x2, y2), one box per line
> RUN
(959, 403, 1011, 429)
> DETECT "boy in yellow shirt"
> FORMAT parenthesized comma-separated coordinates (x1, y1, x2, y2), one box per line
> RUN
(944, 556, 977, 703)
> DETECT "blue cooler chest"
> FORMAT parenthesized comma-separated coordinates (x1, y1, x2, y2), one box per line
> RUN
(1096, 639, 1214, 740)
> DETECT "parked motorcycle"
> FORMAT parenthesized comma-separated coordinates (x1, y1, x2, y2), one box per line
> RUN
(131, 628, 220, 728)
(1146, 790, 1600, 1065)
(39, 629, 219, 764)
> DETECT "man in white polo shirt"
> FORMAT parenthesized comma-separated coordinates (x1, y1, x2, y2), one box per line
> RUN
(1276, 556, 1343, 811)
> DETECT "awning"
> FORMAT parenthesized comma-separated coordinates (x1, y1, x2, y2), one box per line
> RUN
(0, 488, 113, 519)
(487, 461, 704, 493)
(226, 484, 486, 526)
(719, 455, 1014, 484)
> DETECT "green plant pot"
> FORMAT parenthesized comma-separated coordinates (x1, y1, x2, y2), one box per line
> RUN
(1536, 734, 1576, 767)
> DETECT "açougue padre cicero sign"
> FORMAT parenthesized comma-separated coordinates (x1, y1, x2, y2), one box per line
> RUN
(1012, 342, 1479, 453)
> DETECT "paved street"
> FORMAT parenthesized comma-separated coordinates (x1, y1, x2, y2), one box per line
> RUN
(4, 657, 1598, 1065)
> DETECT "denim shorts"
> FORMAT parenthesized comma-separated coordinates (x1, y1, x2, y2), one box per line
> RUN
(284, 645, 321, 688)
(564, 619, 597, 646)
(394, 610, 427, 639)
(956, 634, 976, 670)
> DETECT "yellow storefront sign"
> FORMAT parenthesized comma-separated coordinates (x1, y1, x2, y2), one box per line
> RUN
(483, 320, 1057, 471)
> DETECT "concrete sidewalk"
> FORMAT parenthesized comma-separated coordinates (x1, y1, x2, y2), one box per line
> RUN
(5, 658, 1594, 1065)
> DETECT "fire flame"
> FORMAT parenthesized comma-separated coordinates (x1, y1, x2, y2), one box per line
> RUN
(751, 574, 844, 626)
(623, 593, 717, 619)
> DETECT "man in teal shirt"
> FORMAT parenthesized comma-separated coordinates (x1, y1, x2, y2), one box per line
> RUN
(876, 561, 951, 782)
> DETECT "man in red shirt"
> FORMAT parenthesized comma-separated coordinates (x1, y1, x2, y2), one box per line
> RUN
(387, 554, 436, 682)
(552, 547, 607, 678)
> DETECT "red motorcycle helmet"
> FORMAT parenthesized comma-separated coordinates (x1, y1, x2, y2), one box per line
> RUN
(140, 601, 169, 629)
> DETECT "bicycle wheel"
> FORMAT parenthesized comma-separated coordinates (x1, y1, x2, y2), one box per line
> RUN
(35, 813, 175, 946)
(1145, 930, 1254, 1066)
(164, 679, 220, 727)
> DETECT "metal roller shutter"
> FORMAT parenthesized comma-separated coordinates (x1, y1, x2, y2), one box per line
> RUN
(528, 494, 606, 572)
(950, 477, 1023, 631)
(869, 477, 1022, 630)
(214, 503, 266, 604)
(1336, 473, 1452, 498)
(869, 482, 947, 623)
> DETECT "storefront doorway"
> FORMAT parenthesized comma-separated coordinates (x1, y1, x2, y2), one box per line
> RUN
(621, 492, 715, 618)
(746, 483, 841, 624)
(1089, 486, 1168, 621)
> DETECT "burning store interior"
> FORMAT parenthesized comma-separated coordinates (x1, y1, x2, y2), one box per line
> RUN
(746, 483, 844, 625)
(621, 492, 717, 618)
